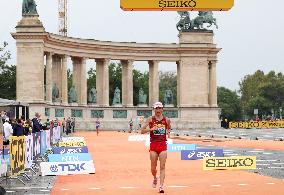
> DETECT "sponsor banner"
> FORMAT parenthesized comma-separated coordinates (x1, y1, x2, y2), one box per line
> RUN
(145, 138, 173, 147)
(128, 135, 149, 142)
(50, 128, 54, 146)
(52, 146, 89, 154)
(53, 126, 61, 143)
(32, 132, 41, 160)
(46, 130, 51, 149)
(203, 156, 256, 170)
(229, 121, 284, 129)
(167, 144, 196, 152)
(48, 153, 92, 162)
(58, 141, 87, 147)
(10, 136, 26, 176)
(0, 163, 8, 175)
(40, 160, 96, 176)
(2, 155, 10, 164)
(62, 137, 85, 142)
(41, 131, 47, 155)
(0, 148, 10, 156)
(25, 135, 33, 168)
(181, 149, 224, 160)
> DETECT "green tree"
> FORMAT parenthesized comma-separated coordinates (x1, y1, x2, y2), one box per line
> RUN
(218, 87, 241, 121)
(0, 42, 16, 100)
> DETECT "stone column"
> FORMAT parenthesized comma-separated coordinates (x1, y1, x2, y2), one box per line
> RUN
(61, 55, 68, 105)
(81, 58, 87, 105)
(121, 60, 134, 106)
(176, 61, 181, 107)
(72, 57, 81, 104)
(52, 55, 62, 99)
(96, 59, 110, 106)
(46, 52, 53, 103)
(148, 60, 159, 107)
(209, 61, 217, 107)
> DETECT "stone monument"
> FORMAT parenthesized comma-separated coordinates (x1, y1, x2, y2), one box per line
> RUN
(112, 87, 122, 106)
(138, 88, 147, 107)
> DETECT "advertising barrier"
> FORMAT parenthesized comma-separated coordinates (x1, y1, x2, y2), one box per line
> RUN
(167, 144, 196, 152)
(40, 160, 96, 176)
(48, 153, 92, 162)
(0, 163, 7, 175)
(229, 121, 284, 129)
(25, 135, 33, 168)
(181, 149, 224, 160)
(10, 136, 26, 176)
(61, 137, 85, 142)
(58, 141, 87, 147)
(46, 130, 51, 149)
(32, 132, 41, 160)
(203, 156, 256, 170)
(52, 146, 89, 154)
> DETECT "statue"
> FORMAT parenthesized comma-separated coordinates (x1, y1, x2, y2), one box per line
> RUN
(68, 86, 78, 103)
(22, 0, 38, 15)
(164, 89, 173, 105)
(112, 87, 121, 105)
(88, 88, 97, 104)
(52, 83, 59, 102)
(138, 88, 147, 104)
(176, 11, 218, 31)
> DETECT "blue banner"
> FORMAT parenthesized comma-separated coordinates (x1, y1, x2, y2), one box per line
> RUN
(1, 155, 10, 164)
(181, 149, 224, 160)
(52, 147, 89, 154)
(0, 149, 9, 156)
(167, 144, 196, 152)
(48, 153, 92, 162)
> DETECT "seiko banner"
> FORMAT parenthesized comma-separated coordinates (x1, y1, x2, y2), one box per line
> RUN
(10, 136, 26, 176)
(40, 160, 96, 176)
(25, 135, 33, 168)
(48, 153, 92, 162)
(32, 132, 41, 160)
(52, 147, 89, 154)
(167, 144, 196, 152)
(58, 141, 87, 147)
(181, 149, 224, 160)
(62, 137, 85, 142)
(128, 135, 149, 142)
(203, 156, 256, 170)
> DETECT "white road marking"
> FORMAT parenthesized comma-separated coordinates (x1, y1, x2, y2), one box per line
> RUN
(119, 187, 137, 189)
(268, 167, 284, 169)
(248, 151, 262, 153)
(272, 163, 284, 165)
(211, 185, 221, 187)
(61, 189, 70, 191)
(254, 149, 264, 150)
(88, 187, 101, 190)
(263, 153, 273, 155)
(266, 183, 275, 185)
(6, 191, 16, 193)
(7, 187, 52, 190)
(168, 185, 188, 188)
(39, 190, 50, 192)
(238, 184, 248, 186)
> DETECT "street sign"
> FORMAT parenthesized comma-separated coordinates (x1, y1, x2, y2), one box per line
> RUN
(121, 0, 234, 11)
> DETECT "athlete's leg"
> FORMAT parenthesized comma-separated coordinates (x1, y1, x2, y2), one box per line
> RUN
(150, 151, 159, 187)
(158, 151, 167, 188)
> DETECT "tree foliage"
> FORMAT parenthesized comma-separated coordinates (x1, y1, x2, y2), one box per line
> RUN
(0, 42, 16, 100)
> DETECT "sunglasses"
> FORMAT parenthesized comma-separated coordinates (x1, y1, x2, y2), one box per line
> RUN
(155, 107, 163, 109)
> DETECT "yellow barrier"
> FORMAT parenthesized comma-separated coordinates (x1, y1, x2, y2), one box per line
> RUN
(229, 121, 284, 129)
(203, 156, 256, 170)
(58, 141, 87, 147)
(9, 136, 26, 176)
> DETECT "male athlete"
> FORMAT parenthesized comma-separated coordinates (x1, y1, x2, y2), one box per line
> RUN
(140, 102, 171, 193)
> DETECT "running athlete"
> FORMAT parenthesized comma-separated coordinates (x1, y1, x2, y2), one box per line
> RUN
(140, 102, 171, 193)
(95, 118, 100, 136)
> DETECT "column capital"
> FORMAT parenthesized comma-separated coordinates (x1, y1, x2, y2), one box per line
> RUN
(148, 60, 159, 65)
(121, 59, 134, 65)
(95, 58, 110, 64)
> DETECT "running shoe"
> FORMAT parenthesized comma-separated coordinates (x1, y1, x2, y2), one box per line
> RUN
(152, 177, 158, 188)
(159, 186, 164, 193)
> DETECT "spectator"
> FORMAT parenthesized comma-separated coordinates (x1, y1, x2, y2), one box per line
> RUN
(13, 119, 24, 136)
(3, 118, 13, 145)
(71, 118, 75, 133)
(129, 118, 133, 133)
(62, 118, 66, 133)
(32, 112, 42, 133)
(23, 119, 32, 135)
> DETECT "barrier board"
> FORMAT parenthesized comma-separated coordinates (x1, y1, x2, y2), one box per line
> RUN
(48, 153, 92, 162)
(25, 135, 33, 168)
(58, 141, 87, 147)
(52, 147, 89, 154)
(167, 144, 196, 152)
(33, 132, 41, 160)
(181, 149, 224, 160)
(203, 156, 256, 170)
(62, 137, 85, 142)
(40, 160, 95, 176)
(10, 136, 26, 176)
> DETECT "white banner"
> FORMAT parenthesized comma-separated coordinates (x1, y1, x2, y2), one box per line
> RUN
(46, 130, 51, 149)
(128, 135, 149, 142)
(40, 160, 95, 176)
(25, 135, 33, 168)
(52, 126, 61, 143)
(145, 138, 173, 147)
(0, 163, 7, 175)
(62, 137, 85, 142)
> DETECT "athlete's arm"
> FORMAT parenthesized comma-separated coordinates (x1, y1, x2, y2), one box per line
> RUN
(166, 118, 171, 138)
(140, 117, 151, 134)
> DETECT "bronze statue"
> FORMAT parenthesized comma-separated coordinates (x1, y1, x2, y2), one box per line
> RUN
(52, 83, 59, 102)
(68, 86, 78, 103)
(22, 0, 38, 15)
(164, 89, 173, 105)
(112, 87, 121, 105)
(88, 88, 97, 103)
(138, 88, 147, 104)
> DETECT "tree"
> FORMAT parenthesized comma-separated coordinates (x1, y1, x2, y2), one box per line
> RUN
(217, 87, 241, 121)
(0, 42, 16, 100)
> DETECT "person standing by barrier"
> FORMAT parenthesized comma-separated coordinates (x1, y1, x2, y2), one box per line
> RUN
(23, 119, 32, 135)
(13, 119, 24, 136)
(62, 118, 66, 133)
(95, 118, 100, 136)
(140, 102, 171, 193)
(32, 112, 42, 133)
(71, 118, 75, 133)
(3, 118, 13, 145)
(66, 117, 71, 135)
(129, 118, 133, 133)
